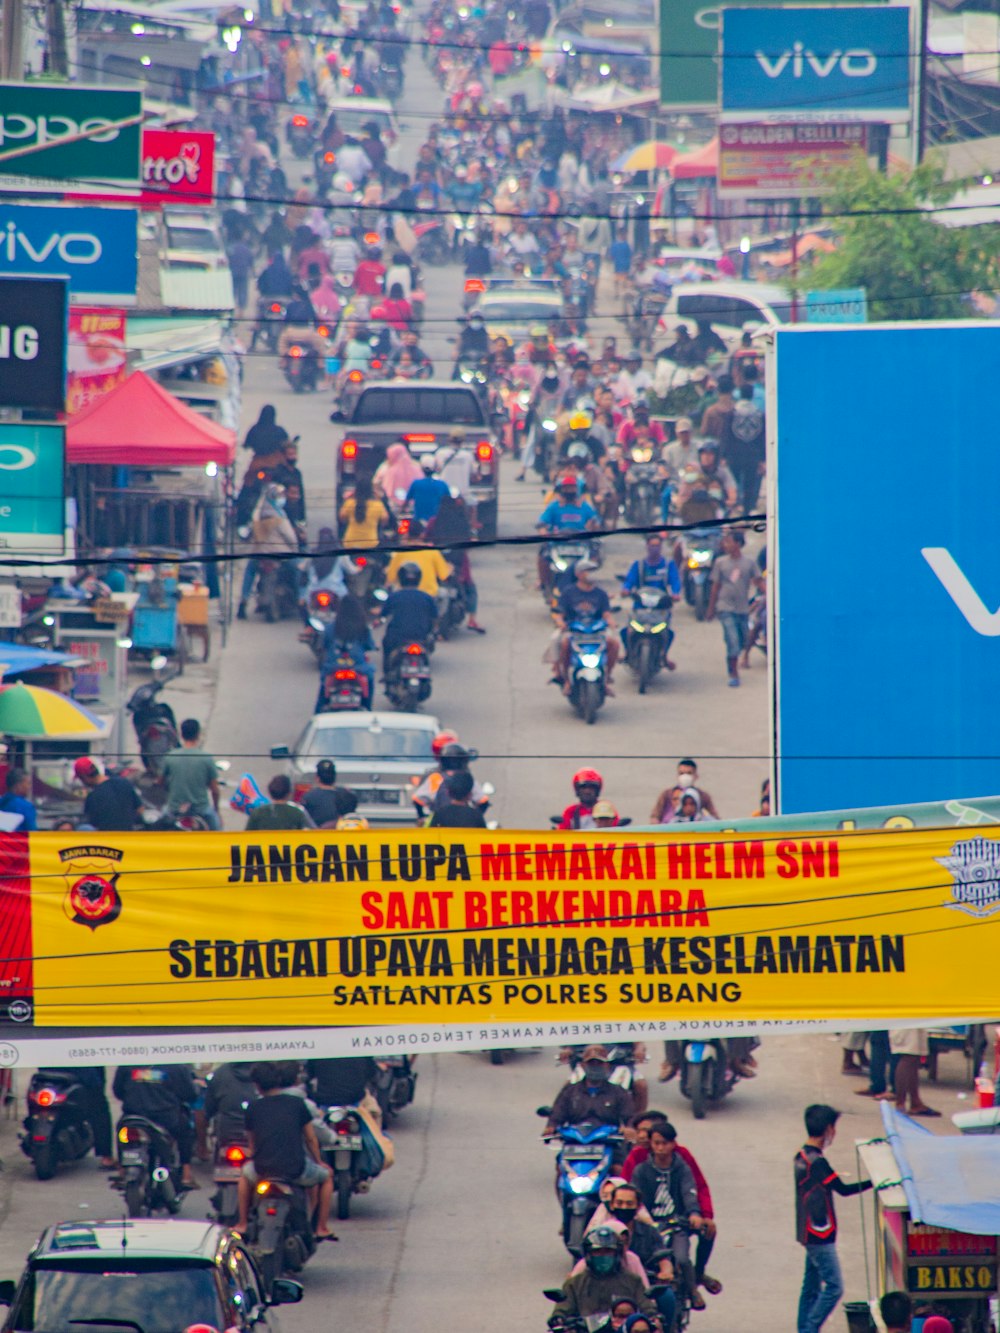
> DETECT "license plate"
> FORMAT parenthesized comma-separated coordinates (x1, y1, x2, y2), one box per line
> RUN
(336, 1136, 363, 1151)
(120, 1150, 144, 1164)
(214, 1166, 242, 1180)
(354, 788, 402, 805)
(561, 1146, 602, 1160)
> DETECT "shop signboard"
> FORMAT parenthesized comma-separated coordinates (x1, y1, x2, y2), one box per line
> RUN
(140, 129, 215, 209)
(804, 288, 868, 322)
(720, 6, 912, 123)
(0, 204, 137, 304)
(717, 122, 867, 198)
(0, 276, 66, 411)
(66, 307, 127, 414)
(0, 83, 141, 189)
(0, 423, 66, 556)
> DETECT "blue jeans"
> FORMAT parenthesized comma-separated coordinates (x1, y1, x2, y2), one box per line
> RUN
(653, 1284, 677, 1332)
(798, 1245, 843, 1333)
(718, 610, 749, 660)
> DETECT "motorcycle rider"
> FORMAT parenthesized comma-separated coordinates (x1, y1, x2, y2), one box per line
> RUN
(518, 364, 564, 481)
(380, 561, 437, 679)
(308, 1057, 378, 1109)
(553, 559, 620, 695)
(621, 534, 680, 670)
(113, 1064, 199, 1188)
(605, 1183, 680, 1332)
(204, 1062, 258, 1141)
(545, 1046, 633, 1137)
(549, 1227, 656, 1327)
(453, 313, 489, 376)
(556, 412, 605, 470)
(631, 1120, 704, 1312)
(675, 440, 737, 516)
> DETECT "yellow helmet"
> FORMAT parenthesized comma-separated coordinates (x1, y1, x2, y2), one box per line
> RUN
(569, 411, 592, 432)
(336, 815, 370, 830)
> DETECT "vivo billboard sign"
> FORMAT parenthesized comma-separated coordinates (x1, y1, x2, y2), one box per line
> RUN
(721, 6, 912, 122)
(0, 204, 137, 303)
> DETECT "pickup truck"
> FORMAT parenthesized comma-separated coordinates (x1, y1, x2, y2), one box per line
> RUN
(335, 380, 500, 538)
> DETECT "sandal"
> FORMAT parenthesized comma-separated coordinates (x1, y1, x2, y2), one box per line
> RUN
(700, 1276, 723, 1295)
(691, 1291, 706, 1311)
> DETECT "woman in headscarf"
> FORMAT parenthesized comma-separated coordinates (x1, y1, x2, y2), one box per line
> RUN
(373, 442, 422, 508)
(317, 593, 375, 711)
(425, 494, 485, 633)
(243, 405, 288, 456)
(673, 790, 707, 823)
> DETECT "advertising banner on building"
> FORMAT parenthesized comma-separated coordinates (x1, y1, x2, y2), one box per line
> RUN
(640, 795, 1000, 835)
(0, 827, 995, 1035)
(0, 424, 66, 554)
(0, 83, 141, 189)
(771, 323, 1000, 813)
(717, 122, 867, 198)
(0, 204, 138, 304)
(66, 307, 127, 414)
(804, 288, 868, 322)
(140, 129, 215, 209)
(720, 6, 912, 123)
(0, 276, 66, 411)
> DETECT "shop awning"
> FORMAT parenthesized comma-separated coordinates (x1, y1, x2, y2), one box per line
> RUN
(0, 643, 78, 678)
(128, 316, 228, 372)
(671, 138, 719, 180)
(67, 370, 236, 467)
(880, 1101, 1000, 1234)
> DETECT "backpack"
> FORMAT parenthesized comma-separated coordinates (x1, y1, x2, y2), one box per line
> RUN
(731, 397, 764, 444)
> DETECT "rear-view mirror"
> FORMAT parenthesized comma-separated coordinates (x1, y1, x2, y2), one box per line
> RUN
(536, 1105, 552, 1117)
(268, 1278, 303, 1306)
(0, 1279, 17, 1305)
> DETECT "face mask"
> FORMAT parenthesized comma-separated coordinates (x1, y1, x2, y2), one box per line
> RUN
(584, 1064, 609, 1082)
(273, 495, 286, 511)
(611, 1207, 637, 1225)
(676, 773, 694, 789)
(589, 1253, 618, 1277)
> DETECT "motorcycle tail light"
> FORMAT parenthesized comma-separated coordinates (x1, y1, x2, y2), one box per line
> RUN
(405, 643, 424, 656)
(291, 114, 309, 127)
(398, 518, 411, 536)
(317, 324, 330, 338)
(371, 358, 383, 370)
(266, 1207, 278, 1216)
(118, 1125, 147, 1144)
(225, 1144, 246, 1164)
(289, 345, 303, 358)
(341, 440, 358, 459)
(354, 556, 367, 568)
(34, 1088, 56, 1107)
(348, 370, 364, 382)
(269, 303, 282, 314)
(336, 1118, 356, 1134)
(314, 590, 333, 608)
(324, 151, 336, 165)
(334, 669, 358, 681)
(364, 232, 380, 245)
(341, 66, 351, 76)
(464, 278, 485, 293)
(476, 441, 493, 461)
(293, 782, 311, 802)
(353, 84, 363, 94)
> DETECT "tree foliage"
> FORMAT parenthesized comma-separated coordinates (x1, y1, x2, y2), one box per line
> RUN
(806, 157, 999, 322)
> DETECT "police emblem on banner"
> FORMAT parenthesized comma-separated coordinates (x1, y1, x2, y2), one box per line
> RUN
(936, 837, 1000, 917)
(60, 845, 124, 930)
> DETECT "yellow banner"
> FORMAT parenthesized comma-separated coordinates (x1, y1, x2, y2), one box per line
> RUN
(25, 827, 1000, 1027)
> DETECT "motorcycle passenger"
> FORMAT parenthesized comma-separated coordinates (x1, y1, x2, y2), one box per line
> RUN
(549, 1227, 656, 1326)
(621, 535, 680, 669)
(454, 313, 489, 374)
(308, 1056, 378, 1109)
(301, 527, 349, 617)
(405, 456, 451, 524)
(553, 559, 620, 695)
(675, 441, 737, 517)
(558, 768, 603, 830)
(44, 1066, 114, 1168)
(545, 1045, 634, 1136)
(381, 561, 437, 677)
(113, 1064, 199, 1187)
(631, 1120, 704, 1312)
(339, 475, 391, 550)
(234, 1061, 334, 1240)
(204, 1062, 258, 1141)
(411, 730, 458, 811)
(558, 411, 604, 468)
(161, 718, 222, 830)
(605, 1183, 679, 1333)
(318, 593, 376, 711)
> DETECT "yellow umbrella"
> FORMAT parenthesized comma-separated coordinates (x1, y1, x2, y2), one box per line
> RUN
(614, 141, 679, 174)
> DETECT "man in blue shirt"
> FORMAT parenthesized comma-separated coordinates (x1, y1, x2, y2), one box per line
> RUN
(622, 534, 681, 669)
(0, 769, 36, 831)
(405, 458, 451, 524)
(552, 560, 620, 693)
(538, 476, 599, 535)
(381, 562, 437, 676)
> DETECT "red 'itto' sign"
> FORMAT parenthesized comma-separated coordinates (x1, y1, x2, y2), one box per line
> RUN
(717, 122, 867, 199)
(140, 129, 215, 208)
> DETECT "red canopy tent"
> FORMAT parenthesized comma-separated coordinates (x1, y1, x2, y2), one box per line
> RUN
(66, 370, 236, 467)
(671, 138, 719, 180)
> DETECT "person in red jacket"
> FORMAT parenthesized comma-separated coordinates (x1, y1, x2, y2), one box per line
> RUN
(558, 767, 603, 830)
(622, 1111, 722, 1299)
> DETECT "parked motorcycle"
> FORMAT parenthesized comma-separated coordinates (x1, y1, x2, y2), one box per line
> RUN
(624, 586, 672, 693)
(21, 1069, 95, 1181)
(245, 1177, 317, 1296)
(371, 1055, 417, 1125)
(113, 1115, 184, 1217)
(565, 619, 608, 725)
(256, 559, 300, 624)
(384, 640, 432, 708)
(127, 667, 180, 775)
(680, 1039, 739, 1119)
(538, 1113, 623, 1257)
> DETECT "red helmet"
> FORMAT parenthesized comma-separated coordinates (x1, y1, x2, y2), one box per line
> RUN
(432, 730, 460, 757)
(370, 304, 389, 321)
(572, 768, 603, 792)
(558, 473, 579, 491)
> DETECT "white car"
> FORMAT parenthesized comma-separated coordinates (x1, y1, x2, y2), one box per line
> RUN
(660, 281, 793, 349)
(322, 96, 399, 148)
(162, 207, 229, 272)
(271, 711, 441, 824)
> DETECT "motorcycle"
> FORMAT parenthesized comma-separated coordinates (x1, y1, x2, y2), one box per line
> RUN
(321, 1104, 370, 1219)
(256, 558, 301, 625)
(127, 667, 180, 775)
(256, 297, 287, 354)
(210, 1135, 249, 1227)
(683, 528, 722, 621)
(538, 1114, 623, 1258)
(623, 447, 660, 526)
(286, 113, 315, 159)
(21, 1069, 95, 1181)
(624, 586, 672, 694)
(435, 573, 466, 640)
(413, 218, 450, 267)
(245, 1177, 317, 1296)
(301, 588, 337, 662)
(680, 1039, 739, 1119)
(565, 619, 608, 725)
(282, 344, 321, 393)
(371, 1055, 417, 1126)
(385, 640, 432, 708)
(540, 539, 600, 602)
(378, 62, 403, 99)
(319, 652, 368, 712)
(113, 1114, 184, 1217)
(562, 1043, 638, 1095)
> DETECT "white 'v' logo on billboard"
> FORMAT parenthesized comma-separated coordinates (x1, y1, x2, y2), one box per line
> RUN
(922, 548, 1000, 636)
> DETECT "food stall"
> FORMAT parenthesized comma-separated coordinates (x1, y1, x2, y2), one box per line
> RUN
(853, 1103, 1000, 1333)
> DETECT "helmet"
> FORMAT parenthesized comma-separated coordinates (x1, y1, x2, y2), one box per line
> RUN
(574, 558, 598, 576)
(568, 411, 592, 432)
(583, 1226, 624, 1276)
(592, 800, 618, 821)
(572, 767, 603, 793)
(557, 473, 579, 493)
(370, 305, 389, 321)
(698, 439, 719, 457)
(420, 455, 438, 473)
(530, 325, 548, 340)
(397, 561, 422, 587)
(439, 742, 470, 773)
(336, 814, 370, 830)
(432, 729, 460, 756)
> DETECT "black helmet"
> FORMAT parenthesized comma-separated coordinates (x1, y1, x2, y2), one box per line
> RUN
(397, 561, 422, 587)
(583, 1226, 624, 1276)
(439, 743, 470, 773)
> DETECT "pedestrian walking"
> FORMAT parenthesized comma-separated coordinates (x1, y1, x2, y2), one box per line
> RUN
(795, 1104, 872, 1333)
(707, 530, 763, 687)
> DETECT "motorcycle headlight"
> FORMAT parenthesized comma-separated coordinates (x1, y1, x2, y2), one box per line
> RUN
(629, 619, 643, 632)
(553, 558, 569, 571)
(631, 447, 653, 463)
(460, 371, 473, 383)
(652, 622, 668, 632)
(579, 653, 601, 668)
(687, 551, 712, 568)
(518, 390, 530, 407)
(542, 419, 557, 431)
(569, 1175, 596, 1194)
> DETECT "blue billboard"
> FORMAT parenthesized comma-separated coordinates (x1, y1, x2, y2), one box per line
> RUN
(721, 6, 912, 122)
(772, 324, 1000, 814)
(0, 204, 137, 303)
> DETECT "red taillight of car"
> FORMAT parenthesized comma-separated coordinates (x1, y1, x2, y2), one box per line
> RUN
(341, 440, 358, 459)
(225, 1144, 246, 1164)
(288, 345, 303, 359)
(34, 1088, 56, 1108)
(348, 370, 364, 383)
(404, 432, 435, 443)
(464, 278, 485, 293)
(292, 114, 309, 127)
(334, 669, 358, 681)
(476, 441, 493, 462)
(405, 643, 424, 656)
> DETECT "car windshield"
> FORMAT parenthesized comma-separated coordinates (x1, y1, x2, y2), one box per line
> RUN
(303, 726, 435, 760)
(482, 300, 559, 322)
(166, 226, 219, 252)
(335, 109, 391, 136)
(351, 388, 486, 425)
(11, 1262, 223, 1333)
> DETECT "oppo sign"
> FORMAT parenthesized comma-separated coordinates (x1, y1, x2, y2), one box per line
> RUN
(720, 6, 912, 122)
(0, 204, 137, 302)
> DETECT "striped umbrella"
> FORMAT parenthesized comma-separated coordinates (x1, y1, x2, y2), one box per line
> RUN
(613, 141, 679, 174)
(0, 683, 104, 738)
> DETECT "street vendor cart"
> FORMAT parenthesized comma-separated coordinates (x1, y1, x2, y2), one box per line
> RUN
(853, 1103, 1000, 1333)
